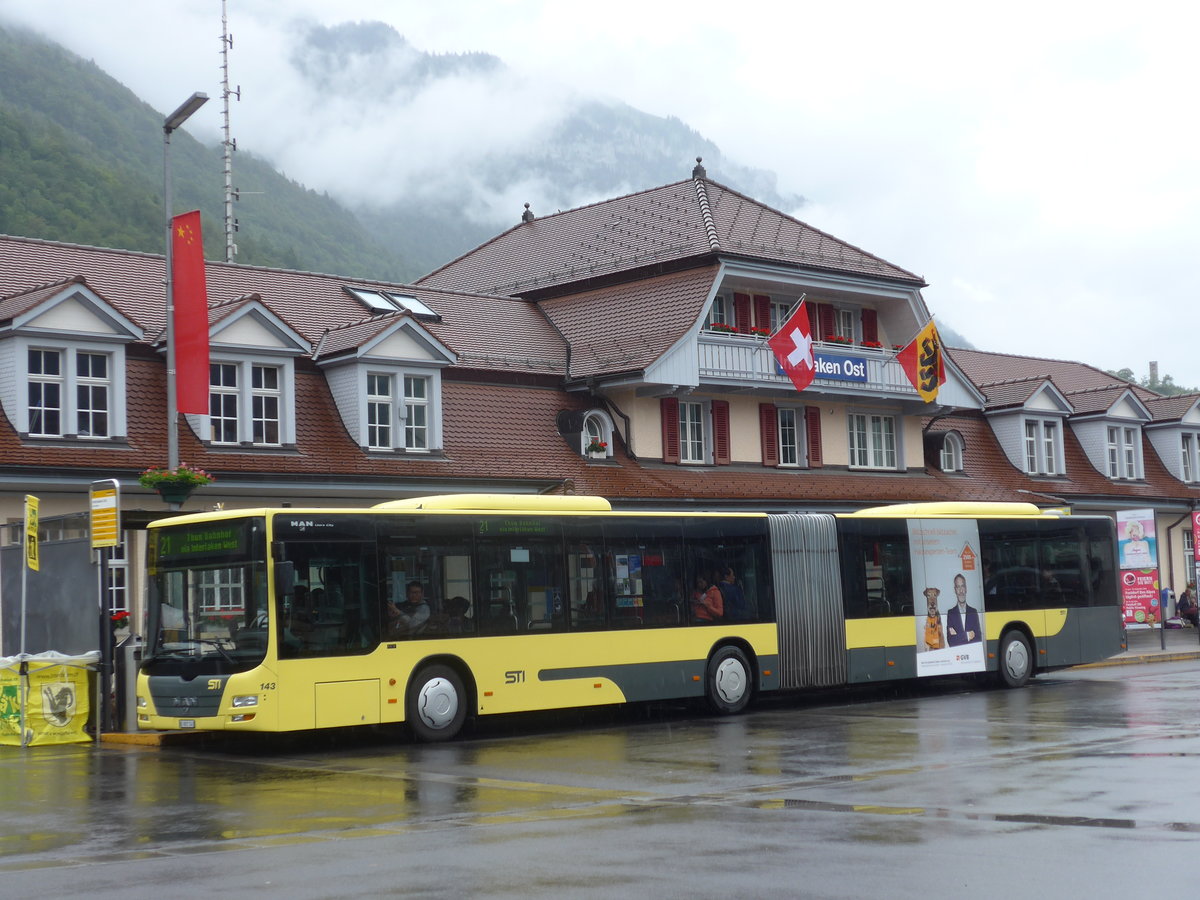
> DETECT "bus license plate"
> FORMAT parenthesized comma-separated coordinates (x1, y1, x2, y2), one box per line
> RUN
(179, 719, 196, 729)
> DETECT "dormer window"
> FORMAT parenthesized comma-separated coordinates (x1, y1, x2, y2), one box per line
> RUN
(940, 432, 964, 472)
(1023, 418, 1061, 475)
(24, 345, 120, 440)
(581, 410, 614, 458)
(1106, 426, 1142, 480)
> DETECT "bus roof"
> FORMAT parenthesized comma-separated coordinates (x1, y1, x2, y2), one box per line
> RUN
(373, 494, 613, 512)
(845, 501, 1054, 518)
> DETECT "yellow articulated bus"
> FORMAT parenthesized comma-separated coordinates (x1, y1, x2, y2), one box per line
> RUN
(137, 495, 1123, 741)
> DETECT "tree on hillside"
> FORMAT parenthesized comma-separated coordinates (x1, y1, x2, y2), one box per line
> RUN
(1109, 367, 1197, 396)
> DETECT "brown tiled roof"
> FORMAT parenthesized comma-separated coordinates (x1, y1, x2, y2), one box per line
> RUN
(951, 347, 1132, 397)
(973, 377, 1056, 411)
(417, 178, 923, 298)
(541, 266, 718, 379)
(0, 275, 88, 322)
(1145, 394, 1200, 421)
(949, 347, 1199, 421)
(0, 234, 566, 376)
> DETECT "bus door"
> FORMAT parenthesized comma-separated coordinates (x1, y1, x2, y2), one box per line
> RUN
(1037, 521, 1087, 666)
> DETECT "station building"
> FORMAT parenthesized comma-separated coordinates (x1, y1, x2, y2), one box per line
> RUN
(1, 162, 1197, 646)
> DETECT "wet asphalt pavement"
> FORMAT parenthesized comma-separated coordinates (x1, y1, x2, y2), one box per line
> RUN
(2, 650, 1199, 899)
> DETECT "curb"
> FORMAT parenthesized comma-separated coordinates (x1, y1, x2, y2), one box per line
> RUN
(98, 731, 198, 746)
(1078, 650, 1200, 669)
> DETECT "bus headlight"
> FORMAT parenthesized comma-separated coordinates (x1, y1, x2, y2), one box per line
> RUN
(231, 695, 259, 708)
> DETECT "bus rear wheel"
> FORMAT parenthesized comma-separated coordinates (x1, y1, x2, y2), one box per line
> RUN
(407, 664, 467, 742)
(706, 646, 752, 714)
(998, 631, 1033, 688)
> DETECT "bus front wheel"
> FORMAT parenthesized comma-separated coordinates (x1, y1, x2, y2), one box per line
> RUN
(706, 646, 752, 714)
(998, 631, 1033, 688)
(407, 664, 467, 742)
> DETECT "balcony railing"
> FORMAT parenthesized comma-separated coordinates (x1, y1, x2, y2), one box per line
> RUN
(697, 332, 917, 396)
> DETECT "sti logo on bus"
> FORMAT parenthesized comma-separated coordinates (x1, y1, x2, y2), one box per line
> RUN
(505, 670, 525, 684)
(207, 679, 222, 690)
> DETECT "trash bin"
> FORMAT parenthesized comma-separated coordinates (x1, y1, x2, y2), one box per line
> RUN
(116, 634, 143, 733)
(0, 651, 100, 746)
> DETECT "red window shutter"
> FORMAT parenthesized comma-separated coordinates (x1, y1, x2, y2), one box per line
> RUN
(760, 403, 779, 467)
(712, 400, 731, 465)
(733, 293, 752, 333)
(804, 406, 823, 468)
(817, 304, 836, 341)
(660, 397, 680, 464)
(861, 308, 878, 344)
(753, 294, 771, 330)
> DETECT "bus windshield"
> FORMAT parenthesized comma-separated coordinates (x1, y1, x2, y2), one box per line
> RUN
(144, 516, 269, 674)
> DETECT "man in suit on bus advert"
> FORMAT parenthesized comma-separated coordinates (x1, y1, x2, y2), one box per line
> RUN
(946, 573, 982, 645)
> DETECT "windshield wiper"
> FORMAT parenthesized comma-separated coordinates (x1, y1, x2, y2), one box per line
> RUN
(160, 638, 237, 664)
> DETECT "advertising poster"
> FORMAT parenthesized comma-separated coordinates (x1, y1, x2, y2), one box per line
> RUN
(910, 520, 986, 676)
(1121, 569, 1161, 625)
(1193, 511, 1200, 562)
(1117, 509, 1156, 571)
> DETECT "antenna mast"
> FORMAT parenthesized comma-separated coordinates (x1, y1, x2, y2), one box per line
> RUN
(220, 0, 240, 262)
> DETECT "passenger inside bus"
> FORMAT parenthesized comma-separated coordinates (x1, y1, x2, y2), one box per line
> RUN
(387, 581, 431, 636)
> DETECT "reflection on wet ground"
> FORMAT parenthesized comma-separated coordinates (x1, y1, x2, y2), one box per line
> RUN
(3, 662, 1200, 895)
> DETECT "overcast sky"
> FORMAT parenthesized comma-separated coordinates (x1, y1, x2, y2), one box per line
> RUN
(3, 0, 1198, 388)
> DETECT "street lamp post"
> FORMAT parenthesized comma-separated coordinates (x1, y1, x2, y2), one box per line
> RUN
(163, 92, 209, 470)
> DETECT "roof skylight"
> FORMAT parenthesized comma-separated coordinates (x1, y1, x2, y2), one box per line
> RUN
(346, 287, 439, 320)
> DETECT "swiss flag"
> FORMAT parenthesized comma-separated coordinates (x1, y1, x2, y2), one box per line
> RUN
(768, 300, 816, 394)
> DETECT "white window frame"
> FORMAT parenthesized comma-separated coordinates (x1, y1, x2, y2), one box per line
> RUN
(355, 365, 443, 452)
(834, 308, 858, 343)
(848, 411, 897, 470)
(1106, 424, 1142, 480)
(777, 406, 806, 467)
(769, 300, 792, 333)
(75, 351, 110, 439)
(105, 541, 128, 616)
(403, 374, 429, 451)
(27, 347, 62, 437)
(581, 410, 615, 458)
(20, 341, 124, 440)
(707, 295, 730, 328)
(205, 355, 296, 448)
(940, 432, 964, 473)
(366, 373, 393, 450)
(680, 400, 709, 464)
(1183, 433, 1198, 483)
(1023, 417, 1062, 475)
(251, 364, 281, 446)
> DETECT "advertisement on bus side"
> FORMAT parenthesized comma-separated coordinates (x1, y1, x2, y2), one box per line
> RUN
(910, 520, 987, 677)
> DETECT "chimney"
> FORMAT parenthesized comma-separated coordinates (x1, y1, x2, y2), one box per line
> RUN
(521, 203, 535, 223)
(1149, 361, 1159, 384)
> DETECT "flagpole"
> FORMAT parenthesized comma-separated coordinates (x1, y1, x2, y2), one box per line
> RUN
(163, 93, 208, 470)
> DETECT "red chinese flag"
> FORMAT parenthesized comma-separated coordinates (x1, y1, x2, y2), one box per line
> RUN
(171, 211, 210, 415)
(767, 300, 816, 393)
(897, 319, 945, 402)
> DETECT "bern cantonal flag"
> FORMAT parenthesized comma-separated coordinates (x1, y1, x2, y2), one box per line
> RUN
(897, 319, 945, 402)
(171, 210, 210, 415)
(767, 300, 816, 393)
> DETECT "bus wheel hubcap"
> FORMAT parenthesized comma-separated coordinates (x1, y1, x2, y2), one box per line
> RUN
(418, 677, 458, 730)
(714, 658, 746, 704)
(1006, 641, 1029, 678)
